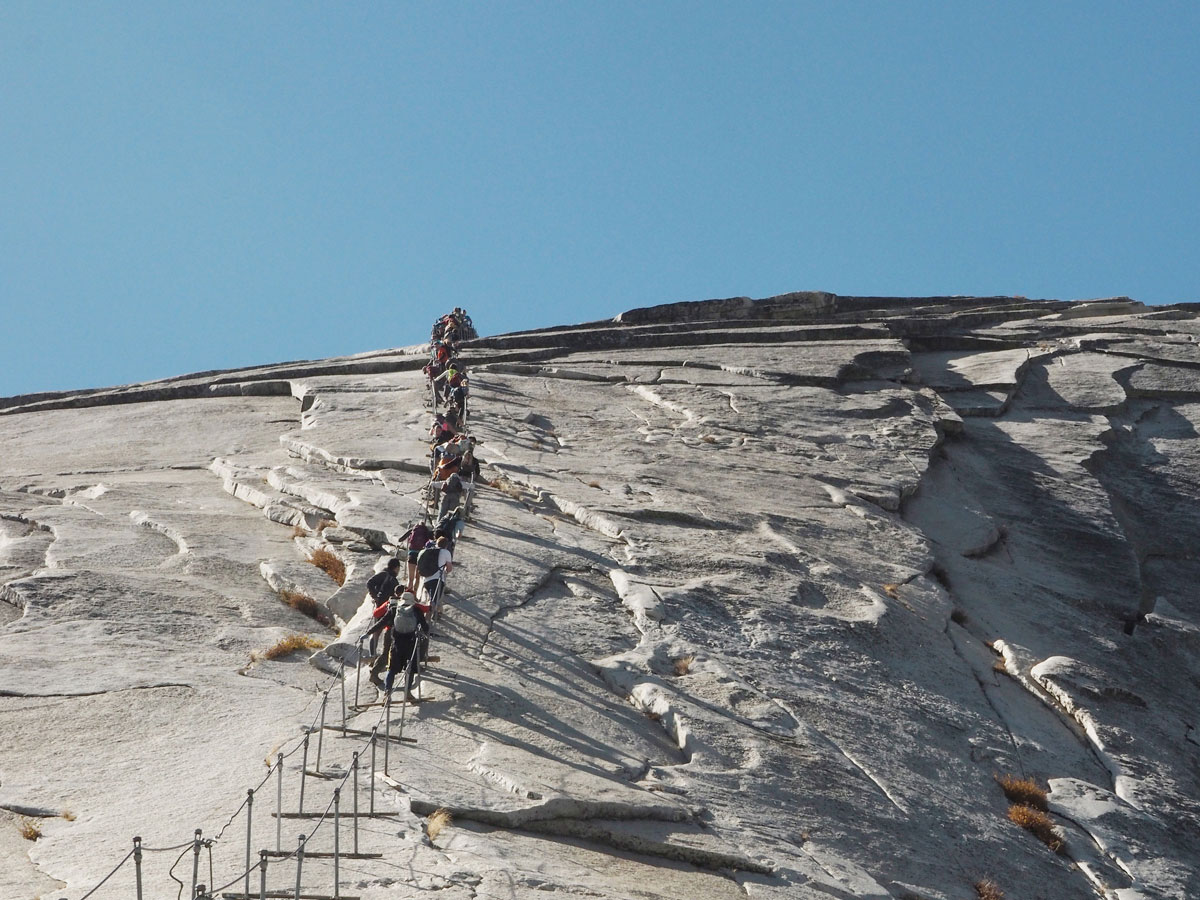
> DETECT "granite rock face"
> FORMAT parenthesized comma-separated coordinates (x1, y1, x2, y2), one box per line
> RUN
(2, 293, 1199, 900)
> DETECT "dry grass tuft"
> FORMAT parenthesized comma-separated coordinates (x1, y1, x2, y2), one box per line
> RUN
(974, 881, 1004, 900)
(882, 583, 901, 600)
(426, 808, 452, 843)
(587, 480, 602, 489)
(1008, 804, 1065, 853)
(996, 774, 1048, 811)
(259, 634, 326, 661)
(992, 661, 1009, 675)
(316, 518, 337, 532)
(60, 810, 76, 821)
(18, 818, 41, 841)
(308, 548, 346, 585)
(672, 655, 695, 677)
(644, 709, 662, 722)
(700, 435, 717, 444)
(491, 475, 526, 500)
(291, 524, 307, 539)
(950, 607, 969, 625)
(278, 588, 332, 626)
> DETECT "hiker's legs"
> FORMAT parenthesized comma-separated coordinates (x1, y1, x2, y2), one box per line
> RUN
(387, 634, 418, 694)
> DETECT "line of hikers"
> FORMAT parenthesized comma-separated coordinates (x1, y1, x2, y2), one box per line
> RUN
(360, 310, 479, 701)
(425, 309, 471, 416)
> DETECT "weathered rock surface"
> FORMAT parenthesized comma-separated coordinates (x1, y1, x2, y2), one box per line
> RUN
(1, 292, 1198, 900)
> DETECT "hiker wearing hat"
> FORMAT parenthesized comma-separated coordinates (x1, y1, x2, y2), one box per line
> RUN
(376, 591, 427, 700)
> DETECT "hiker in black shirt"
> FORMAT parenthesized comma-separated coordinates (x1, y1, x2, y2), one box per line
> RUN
(366, 558, 402, 606)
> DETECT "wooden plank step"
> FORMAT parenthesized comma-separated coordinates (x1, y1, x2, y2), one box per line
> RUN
(260, 850, 383, 859)
(271, 812, 396, 820)
(308, 725, 417, 743)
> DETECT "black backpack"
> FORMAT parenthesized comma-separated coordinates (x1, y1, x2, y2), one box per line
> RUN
(416, 546, 442, 578)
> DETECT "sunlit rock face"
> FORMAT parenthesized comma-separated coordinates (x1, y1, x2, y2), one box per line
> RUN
(2, 293, 1198, 900)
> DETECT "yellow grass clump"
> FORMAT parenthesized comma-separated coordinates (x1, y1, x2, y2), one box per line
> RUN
(18, 818, 41, 841)
(490, 475, 526, 501)
(996, 774, 1048, 811)
(259, 634, 326, 661)
(672, 655, 695, 676)
(882, 583, 901, 600)
(1007, 804, 1065, 854)
(278, 588, 331, 626)
(426, 808, 452, 843)
(974, 881, 1004, 900)
(308, 548, 346, 585)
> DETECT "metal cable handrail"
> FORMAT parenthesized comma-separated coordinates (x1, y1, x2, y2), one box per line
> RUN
(76, 847, 135, 900)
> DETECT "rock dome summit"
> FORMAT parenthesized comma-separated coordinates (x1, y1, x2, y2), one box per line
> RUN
(1, 293, 1198, 900)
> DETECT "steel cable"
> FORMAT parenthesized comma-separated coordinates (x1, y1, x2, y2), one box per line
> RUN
(166, 842, 192, 900)
(76, 847, 134, 900)
(139, 838, 200, 853)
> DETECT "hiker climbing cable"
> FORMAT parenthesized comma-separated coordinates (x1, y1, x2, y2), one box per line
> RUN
(400, 520, 433, 593)
(416, 536, 453, 616)
(364, 591, 427, 700)
(458, 449, 481, 485)
(436, 472, 464, 520)
(366, 557, 402, 606)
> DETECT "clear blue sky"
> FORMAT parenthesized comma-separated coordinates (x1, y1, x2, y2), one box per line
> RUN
(2, 2, 1197, 397)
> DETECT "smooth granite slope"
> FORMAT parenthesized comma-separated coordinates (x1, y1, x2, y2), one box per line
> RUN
(1, 293, 1198, 900)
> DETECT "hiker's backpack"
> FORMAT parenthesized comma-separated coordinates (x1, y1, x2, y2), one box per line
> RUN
(407, 523, 431, 551)
(435, 512, 461, 543)
(392, 604, 419, 636)
(434, 455, 461, 481)
(416, 546, 442, 578)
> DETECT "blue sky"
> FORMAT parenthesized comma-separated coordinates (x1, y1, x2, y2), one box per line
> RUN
(2, 2, 1196, 396)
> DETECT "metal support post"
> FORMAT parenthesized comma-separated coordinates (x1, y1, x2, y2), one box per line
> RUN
(191, 828, 203, 900)
(133, 836, 143, 900)
(315, 691, 328, 773)
(275, 754, 283, 851)
(340, 660, 347, 734)
(298, 733, 310, 814)
(369, 729, 377, 816)
(383, 689, 392, 776)
(351, 752, 360, 854)
(244, 788, 254, 900)
(397, 640, 419, 740)
(259, 850, 269, 900)
(333, 787, 341, 900)
(353, 642, 363, 709)
(294, 834, 306, 900)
